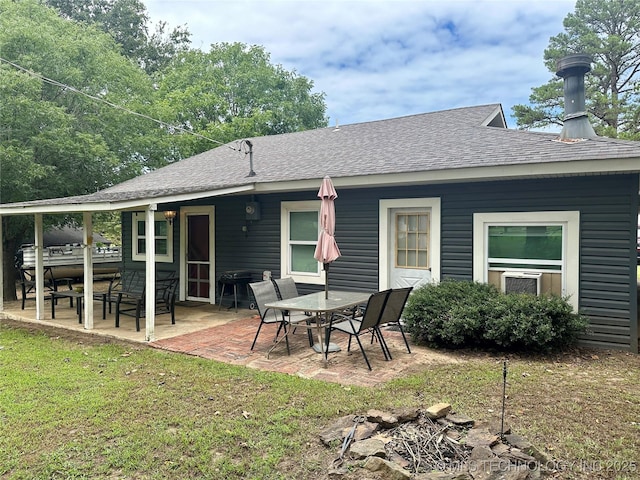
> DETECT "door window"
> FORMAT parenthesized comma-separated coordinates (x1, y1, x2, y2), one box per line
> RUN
(395, 212, 430, 269)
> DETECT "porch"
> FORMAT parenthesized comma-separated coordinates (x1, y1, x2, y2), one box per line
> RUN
(0, 290, 459, 387)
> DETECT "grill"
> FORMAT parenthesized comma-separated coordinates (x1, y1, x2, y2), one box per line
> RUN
(218, 270, 252, 312)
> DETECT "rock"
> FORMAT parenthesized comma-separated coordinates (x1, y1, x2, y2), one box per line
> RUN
(354, 421, 379, 441)
(349, 438, 386, 460)
(367, 409, 399, 428)
(319, 415, 378, 445)
(504, 433, 532, 450)
(426, 403, 452, 419)
(502, 448, 537, 467)
(392, 406, 420, 423)
(469, 445, 495, 461)
(490, 442, 510, 456)
(446, 429, 462, 442)
(464, 428, 500, 448)
(363, 456, 411, 480)
(445, 412, 475, 426)
(387, 450, 411, 469)
(319, 415, 356, 445)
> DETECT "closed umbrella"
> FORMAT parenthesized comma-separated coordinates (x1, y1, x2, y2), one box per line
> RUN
(314, 176, 341, 299)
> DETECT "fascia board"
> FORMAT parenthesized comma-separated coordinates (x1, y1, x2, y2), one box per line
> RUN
(0, 185, 255, 216)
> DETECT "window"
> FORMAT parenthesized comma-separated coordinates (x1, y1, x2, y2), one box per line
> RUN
(280, 201, 322, 284)
(396, 212, 430, 269)
(488, 225, 562, 271)
(131, 212, 174, 263)
(473, 211, 580, 309)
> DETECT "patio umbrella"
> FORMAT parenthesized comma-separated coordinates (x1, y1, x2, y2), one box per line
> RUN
(313, 176, 341, 299)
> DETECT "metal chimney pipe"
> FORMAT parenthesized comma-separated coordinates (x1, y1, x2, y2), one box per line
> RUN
(556, 54, 597, 140)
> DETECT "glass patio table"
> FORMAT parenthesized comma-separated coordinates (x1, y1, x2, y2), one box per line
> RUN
(265, 290, 371, 360)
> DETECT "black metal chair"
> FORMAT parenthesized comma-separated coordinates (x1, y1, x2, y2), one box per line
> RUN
(375, 287, 413, 354)
(115, 272, 177, 331)
(17, 266, 71, 310)
(325, 289, 392, 370)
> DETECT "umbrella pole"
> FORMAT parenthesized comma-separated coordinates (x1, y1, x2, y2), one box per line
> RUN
(324, 263, 329, 299)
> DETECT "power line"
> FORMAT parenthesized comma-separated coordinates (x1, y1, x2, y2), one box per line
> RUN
(0, 56, 239, 150)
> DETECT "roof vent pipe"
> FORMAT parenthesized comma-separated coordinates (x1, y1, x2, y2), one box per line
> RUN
(556, 54, 597, 140)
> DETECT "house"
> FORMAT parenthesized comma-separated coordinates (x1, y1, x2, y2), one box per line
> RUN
(1, 55, 638, 352)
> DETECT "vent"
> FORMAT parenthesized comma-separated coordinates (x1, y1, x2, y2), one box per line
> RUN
(556, 54, 597, 140)
(501, 272, 542, 295)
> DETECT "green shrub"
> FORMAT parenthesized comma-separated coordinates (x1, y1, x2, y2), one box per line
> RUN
(403, 280, 589, 353)
(403, 280, 500, 347)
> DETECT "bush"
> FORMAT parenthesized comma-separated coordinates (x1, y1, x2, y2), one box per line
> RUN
(403, 280, 589, 353)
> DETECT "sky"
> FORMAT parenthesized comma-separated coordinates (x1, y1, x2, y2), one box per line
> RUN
(144, 0, 577, 130)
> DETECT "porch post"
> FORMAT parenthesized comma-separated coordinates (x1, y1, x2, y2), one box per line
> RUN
(0, 215, 3, 312)
(34, 213, 45, 320)
(83, 212, 94, 329)
(145, 205, 156, 341)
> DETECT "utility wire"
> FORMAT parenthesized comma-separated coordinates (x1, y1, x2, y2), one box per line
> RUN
(0, 56, 240, 150)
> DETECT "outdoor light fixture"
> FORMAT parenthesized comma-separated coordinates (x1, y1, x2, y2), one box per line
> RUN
(164, 210, 177, 224)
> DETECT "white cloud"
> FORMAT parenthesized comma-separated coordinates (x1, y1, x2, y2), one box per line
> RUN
(144, 0, 576, 129)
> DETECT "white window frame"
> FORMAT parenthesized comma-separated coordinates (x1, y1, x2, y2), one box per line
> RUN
(473, 211, 580, 309)
(280, 200, 323, 285)
(131, 212, 174, 263)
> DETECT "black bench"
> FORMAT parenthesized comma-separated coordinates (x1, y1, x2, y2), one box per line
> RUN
(115, 272, 178, 331)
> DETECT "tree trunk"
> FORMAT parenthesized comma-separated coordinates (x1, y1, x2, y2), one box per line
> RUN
(2, 235, 18, 302)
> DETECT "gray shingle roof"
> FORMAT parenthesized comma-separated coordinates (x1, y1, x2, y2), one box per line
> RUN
(3, 104, 640, 211)
(104, 103, 640, 194)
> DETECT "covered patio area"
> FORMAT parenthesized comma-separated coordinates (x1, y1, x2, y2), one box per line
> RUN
(1, 292, 460, 387)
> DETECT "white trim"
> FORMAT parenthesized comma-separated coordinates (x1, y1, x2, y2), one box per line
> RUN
(2, 158, 638, 217)
(473, 211, 580, 309)
(379, 198, 441, 291)
(144, 206, 156, 341)
(0, 185, 254, 216)
(179, 206, 215, 303)
(252, 158, 640, 194)
(131, 212, 174, 263)
(280, 200, 323, 285)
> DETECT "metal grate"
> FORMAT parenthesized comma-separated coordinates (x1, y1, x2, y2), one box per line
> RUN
(503, 276, 538, 295)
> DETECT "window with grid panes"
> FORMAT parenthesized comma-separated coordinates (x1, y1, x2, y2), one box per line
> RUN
(395, 212, 430, 269)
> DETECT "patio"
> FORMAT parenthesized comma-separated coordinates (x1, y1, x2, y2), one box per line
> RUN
(1, 290, 460, 387)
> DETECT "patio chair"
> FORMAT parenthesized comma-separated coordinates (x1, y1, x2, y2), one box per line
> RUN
(273, 277, 314, 346)
(249, 280, 305, 355)
(115, 273, 177, 331)
(325, 289, 391, 370)
(375, 287, 413, 354)
(17, 266, 72, 310)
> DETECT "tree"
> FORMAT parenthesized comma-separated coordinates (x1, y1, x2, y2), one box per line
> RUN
(1, 2, 328, 301)
(45, 0, 191, 74)
(0, 0, 160, 300)
(513, 0, 640, 139)
(152, 43, 328, 158)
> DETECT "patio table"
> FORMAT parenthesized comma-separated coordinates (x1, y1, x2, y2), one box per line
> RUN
(265, 290, 370, 360)
(51, 290, 85, 324)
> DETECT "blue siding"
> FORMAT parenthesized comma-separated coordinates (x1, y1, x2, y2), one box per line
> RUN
(122, 173, 639, 352)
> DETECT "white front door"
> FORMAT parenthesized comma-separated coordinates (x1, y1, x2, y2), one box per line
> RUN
(379, 198, 441, 291)
(180, 207, 215, 303)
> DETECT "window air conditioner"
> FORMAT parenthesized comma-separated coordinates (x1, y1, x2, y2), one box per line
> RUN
(501, 271, 542, 295)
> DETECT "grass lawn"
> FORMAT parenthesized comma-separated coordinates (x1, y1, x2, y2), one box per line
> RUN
(0, 319, 638, 479)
